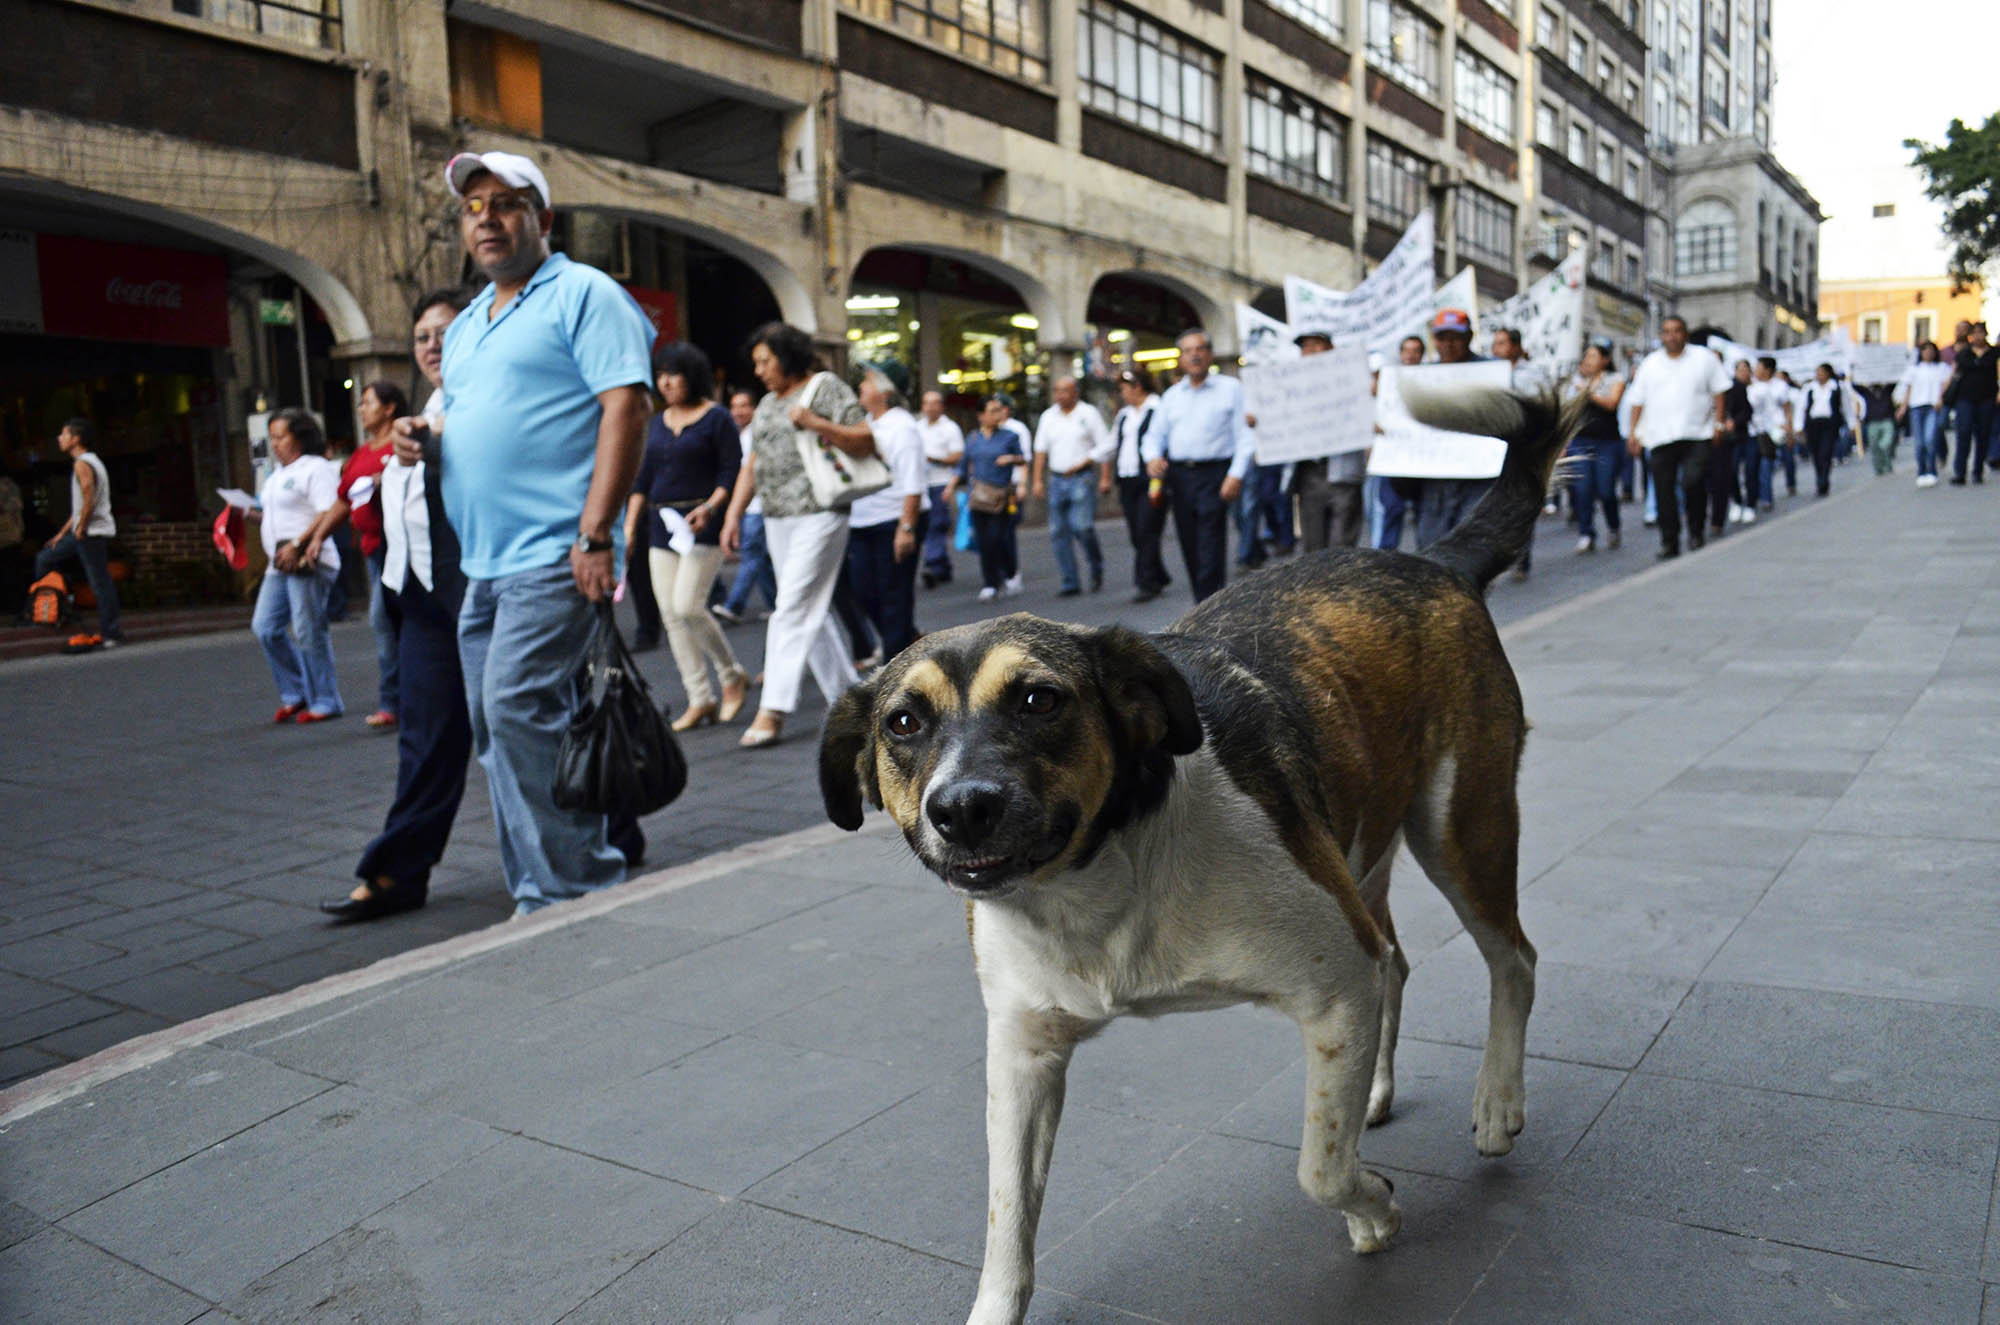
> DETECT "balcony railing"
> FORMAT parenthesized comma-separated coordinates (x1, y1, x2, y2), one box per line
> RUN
(170, 0, 342, 51)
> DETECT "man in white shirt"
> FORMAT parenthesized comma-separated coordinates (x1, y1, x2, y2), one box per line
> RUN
(1744, 355, 1793, 510)
(1111, 367, 1170, 602)
(915, 389, 963, 587)
(848, 363, 929, 658)
(1626, 315, 1730, 559)
(1032, 376, 1115, 596)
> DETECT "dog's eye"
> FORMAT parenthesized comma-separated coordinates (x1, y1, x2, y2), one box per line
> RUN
(885, 710, 923, 738)
(1020, 687, 1062, 717)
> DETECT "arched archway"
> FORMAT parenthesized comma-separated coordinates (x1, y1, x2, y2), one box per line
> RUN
(1081, 270, 1227, 390)
(849, 247, 1058, 416)
(561, 205, 817, 341)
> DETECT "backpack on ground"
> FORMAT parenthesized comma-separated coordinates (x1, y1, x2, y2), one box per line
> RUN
(28, 571, 71, 628)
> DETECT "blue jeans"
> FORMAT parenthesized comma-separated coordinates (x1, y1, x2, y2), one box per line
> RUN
(847, 513, 925, 659)
(1568, 438, 1623, 541)
(1952, 399, 1995, 480)
(458, 562, 624, 914)
(34, 532, 121, 639)
(1046, 471, 1104, 591)
(1910, 405, 1941, 477)
(1255, 463, 1291, 553)
(1372, 476, 1411, 550)
(1230, 473, 1265, 566)
(922, 483, 954, 579)
(253, 565, 343, 716)
(721, 510, 777, 615)
(366, 546, 400, 714)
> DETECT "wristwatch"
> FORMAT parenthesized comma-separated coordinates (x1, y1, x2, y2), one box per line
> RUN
(897, 522, 917, 533)
(575, 534, 613, 554)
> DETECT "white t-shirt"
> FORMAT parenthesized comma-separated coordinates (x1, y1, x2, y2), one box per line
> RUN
(1803, 379, 1842, 420)
(1003, 419, 1033, 492)
(848, 406, 929, 528)
(1627, 346, 1730, 448)
(1746, 376, 1792, 437)
(1034, 402, 1114, 475)
(1897, 361, 1952, 411)
(916, 413, 964, 487)
(259, 454, 341, 571)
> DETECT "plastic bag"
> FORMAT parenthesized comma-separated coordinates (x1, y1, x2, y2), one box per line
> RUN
(954, 489, 975, 551)
(553, 602, 687, 819)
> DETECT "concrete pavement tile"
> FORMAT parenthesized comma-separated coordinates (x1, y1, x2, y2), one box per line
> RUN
(0, 994, 122, 1049)
(236, 946, 392, 991)
(0, 1201, 45, 1252)
(1459, 1198, 1985, 1325)
(615, 865, 869, 937)
(527, 1034, 930, 1195)
(187, 925, 357, 976)
(1669, 765, 1858, 798)
(1402, 942, 1692, 1069)
(1704, 834, 2000, 1009)
(1985, 1283, 1997, 1324)
(28, 1008, 170, 1061)
(741, 882, 988, 967)
(1214, 1039, 1624, 1188)
(562, 1200, 978, 1323)
(246, 974, 552, 1084)
(1550, 1074, 1999, 1274)
(1820, 772, 2000, 842)
(746, 1060, 1196, 1269)
(448, 916, 717, 1000)
(224, 1136, 719, 1325)
(60, 1084, 501, 1302)
(1510, 886, 1757, 982)
(0, 932, 123, 980)
(1032, 1134, 1511, 1322)
(1576, 815, 1808, 872)
(86, 967, 270, 1025)
(77, 877, 203, 911)
(0, 970, 70, 1020)
(1639, 982, 2000, 1118)
(3, 1045, 331, 1221)
(0, 1045, 64, 1088)
(0, 901, 122, 943)
(1060, 1004, 1302, 1131)
(0, 1227, 210, 1325)
(57, 927, 249, 994)
(194, 897, 327, 938)
(757, 830, 938, 889)
(745, 952, 984, 1070)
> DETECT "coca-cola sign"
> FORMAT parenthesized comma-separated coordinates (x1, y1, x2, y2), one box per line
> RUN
(37, 234, 228, 347)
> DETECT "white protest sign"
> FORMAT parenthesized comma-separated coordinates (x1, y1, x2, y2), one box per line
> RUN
(1846, 343, 1910, 385)
(1421, 267, 1479, 340)
(1284, 210, 1437, 354)
(1241, 346, 1376, 465)
(1368, 361, 1512, 480)
(1711, 332, 1851, 381)
(1485, 249, 1585, 372)
(1236, 303, 1299, 366)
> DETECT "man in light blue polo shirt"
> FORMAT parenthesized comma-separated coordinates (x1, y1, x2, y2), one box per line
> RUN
(1141, 328, 1254, 602)
(428, 150, 654, 914)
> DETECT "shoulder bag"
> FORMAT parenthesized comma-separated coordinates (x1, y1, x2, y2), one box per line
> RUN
(793, 372, 891, 509)
(553, 602, 687, 819)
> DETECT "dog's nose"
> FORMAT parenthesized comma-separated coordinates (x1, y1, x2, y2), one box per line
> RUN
(928, 780, 1007, 849)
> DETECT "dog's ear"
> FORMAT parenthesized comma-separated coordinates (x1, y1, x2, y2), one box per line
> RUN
(819, 677, 881, 831)
(1092, 626, 1202, 756)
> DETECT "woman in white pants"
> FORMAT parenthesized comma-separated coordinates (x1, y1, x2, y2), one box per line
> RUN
(722, 323, 875, 748)
(625, 340, 749, 730)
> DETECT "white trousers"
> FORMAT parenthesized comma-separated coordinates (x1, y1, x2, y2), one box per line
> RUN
(647, 543, 742, 708)
(760, 510, 859, 714)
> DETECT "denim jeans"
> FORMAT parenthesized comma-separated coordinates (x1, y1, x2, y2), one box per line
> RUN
(1737, 437, 1772, 507)
(1045, 471, 1104, 591)
(847, 513, 925, 660)
(1372, 476, 1411, 550)
(1778, 437, 1799, 494)
(366, 546, 400, 714)
(1255, 462, 1292, 553)
(253, 565, 343, 716)
(721, 509, 777, 616)
(1568, 437, 1623, 541)
(921, 483, 954, 580)
(458, 562, 624, 914)
(1415, 478, 1492, 550)
(33, 532, 121, 639)
(1910, 405, 1941, 477)
(1952, 399, 1995, 480)
(1230, 474, 1265, 566)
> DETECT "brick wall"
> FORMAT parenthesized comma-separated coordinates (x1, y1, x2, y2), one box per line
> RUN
(112, 522, 241, 607)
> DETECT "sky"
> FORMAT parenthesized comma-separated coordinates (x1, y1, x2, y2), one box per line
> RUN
(1770, 0, 2000, 286)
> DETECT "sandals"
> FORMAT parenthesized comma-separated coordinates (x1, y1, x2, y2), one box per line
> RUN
(718, 670, 750, 723)
(739, 711, 784, 748)
(672, 704, 718, 732)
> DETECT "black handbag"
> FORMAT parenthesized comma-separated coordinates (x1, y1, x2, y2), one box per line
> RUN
(553, 601, 687, 819)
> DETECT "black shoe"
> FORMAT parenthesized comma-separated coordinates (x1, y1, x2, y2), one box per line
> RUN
(1056, 586, 1081, 598)
(1090, 569, 1103, 592)
(1688, 532, 1705, 550)
(1656, 546, 1680, 560)
(630, 633, 661, 653)
(921, 571, 937, 589)
(320, 881, 426, 923)
(1132, 589, 1161, 604)
(1950, 477, 1967, 486)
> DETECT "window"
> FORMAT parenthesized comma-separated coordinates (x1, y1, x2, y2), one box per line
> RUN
(170, 0, 342, 49)
(1592, 237, 1615, 281)
(1597, 142, 1616, 183)
(1454, 48, 1516, 143)
(843, 0, 1047, 79)
(1757, 199, 1769, 279)
(1624, 76, 1641, 114)
(1076, 0, 1220, 152)
(1568, 122, 1590, 168)
(1244, 75, 1347, 202)
(1912, 312, 1934, 345)
(1676, 198, 1738, 276)
(1265, 0, 1343, 41)
(1860, 314, 1885, 344)
(1703, 61, 1728, 124)
(1537, 4, 1560, 48)
(1365, 136, 1429, 228)
(1568, 32, 1588, 71)
(1456, 187, 1515, 267)
(1624, 251, 1642, 290)
(1366, 0, 1441, 101)
(1624, 156, 1641, 198)
(1598, 56, 1616, 90)
(1536, 101, 1560, 148)
(1872, 202, 1896, 218)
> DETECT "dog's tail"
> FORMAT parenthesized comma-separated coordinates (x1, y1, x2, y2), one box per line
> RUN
(1401, 378, 1589, 592)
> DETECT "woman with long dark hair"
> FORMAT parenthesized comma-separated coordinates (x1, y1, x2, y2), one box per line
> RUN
(1897, 340, 1950, 488)
(1566, 340, 1626, 552)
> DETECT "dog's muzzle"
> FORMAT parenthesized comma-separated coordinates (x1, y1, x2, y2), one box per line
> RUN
(922, 778, 1073, 896)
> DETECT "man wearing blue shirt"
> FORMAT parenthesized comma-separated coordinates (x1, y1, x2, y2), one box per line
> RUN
(1141, 328, 1254, 602)
(420, 150, 655, 915)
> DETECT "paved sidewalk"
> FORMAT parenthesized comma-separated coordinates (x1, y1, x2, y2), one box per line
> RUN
(5, 470, 1998, 1323)
(0, 498, 1702, 1085)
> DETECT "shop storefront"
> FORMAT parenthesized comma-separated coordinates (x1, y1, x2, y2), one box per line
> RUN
(848, 250, 1050, 417)
(1079, 274, 1200, 401)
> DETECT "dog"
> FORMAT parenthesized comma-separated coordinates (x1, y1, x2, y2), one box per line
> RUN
(820, 379, 1584, 1324)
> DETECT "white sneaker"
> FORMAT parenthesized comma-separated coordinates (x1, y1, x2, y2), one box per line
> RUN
(1003, 575, 1023, 596)
(978, 586, 998, 601)
(1917, 474, 1938, 488)
(1740, 507, 1756, 524)
(1575, 535, 1595, 553)
(1726, 503, 1742, 524)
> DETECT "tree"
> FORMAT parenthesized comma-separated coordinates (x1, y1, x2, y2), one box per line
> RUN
(1906, 113, 2000, 294)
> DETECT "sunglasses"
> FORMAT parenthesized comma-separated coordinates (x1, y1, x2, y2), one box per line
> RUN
(457, 191, 539, 221)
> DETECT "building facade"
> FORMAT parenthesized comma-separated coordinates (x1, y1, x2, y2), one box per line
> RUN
(1819, 277, 1985, 351)
(3, 0, 1547, 605)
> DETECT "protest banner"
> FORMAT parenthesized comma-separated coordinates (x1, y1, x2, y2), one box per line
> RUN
(1283, 211, 1437, 354)
(1236, 303, 1299, 366)
(1846, 342, 1911, 385)
(1368, 361, 1513, 480)
(1484, 249, 1585, 371)
(1241, 346, 1375, 465)
(1710, 330, 1852, 381)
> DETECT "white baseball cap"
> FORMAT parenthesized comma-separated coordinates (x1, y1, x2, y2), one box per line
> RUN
(445, 151, 551, 210)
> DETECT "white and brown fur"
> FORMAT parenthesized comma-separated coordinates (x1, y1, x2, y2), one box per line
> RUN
(820, 382, 1585, 1324)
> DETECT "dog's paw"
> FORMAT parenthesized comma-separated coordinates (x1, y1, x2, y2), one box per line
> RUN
(1366, 1078, 1395, 1127)
(1472, 1081, 1526, 1157)
(966, 1283, 1030, 1325)
(1344, 1200, 1402, 1254)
